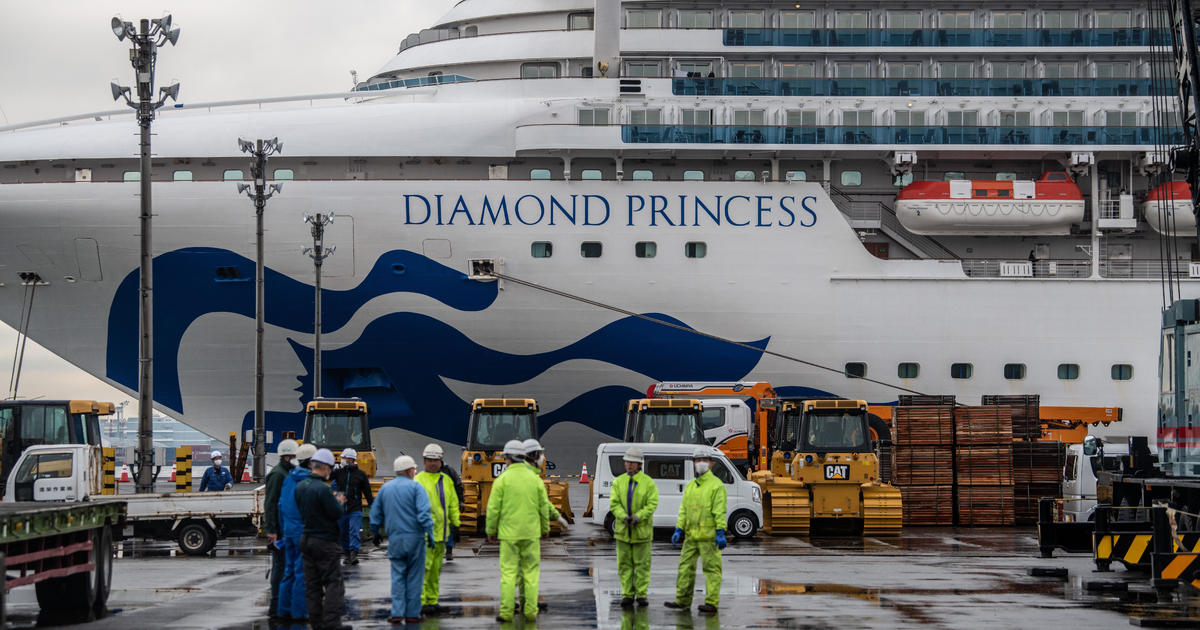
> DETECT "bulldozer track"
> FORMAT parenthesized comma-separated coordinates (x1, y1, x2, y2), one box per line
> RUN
(764, 483, 811, 536)
(862, 485, 904, 537)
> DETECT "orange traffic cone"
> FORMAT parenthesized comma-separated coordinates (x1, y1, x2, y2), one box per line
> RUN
(119, 465, 131, 482)
(579, 462, 589, 484)
(168, 464, 177, 482)
(242, 467, 252, 482)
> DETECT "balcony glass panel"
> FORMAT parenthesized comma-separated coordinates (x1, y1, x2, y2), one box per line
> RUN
(671, 77, 1162, 98)
(722, 28, 1166, 47)
(619, 125, 1184, 146)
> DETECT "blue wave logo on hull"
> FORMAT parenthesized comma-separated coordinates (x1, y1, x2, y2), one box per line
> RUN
(107, 248, 771, 444)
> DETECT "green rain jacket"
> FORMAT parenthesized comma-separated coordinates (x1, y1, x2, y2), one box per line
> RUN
(609, 470, 659, 543)
(416, 470, 460, 543)
(676, 469, 727, 541)
(486, 461, 550, 540)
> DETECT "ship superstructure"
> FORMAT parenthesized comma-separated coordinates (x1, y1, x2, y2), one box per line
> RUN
(0, 0, 1192, 462)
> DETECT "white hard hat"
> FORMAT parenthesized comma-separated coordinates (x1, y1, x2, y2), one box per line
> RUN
(340, 448, 357, 461)
(522, 438, 543, 455)
(277, 439, 299, 457)
(296, 443, 318, 462)
(693, 446, 715, 460)
(211, 450, 223, 460)
(503, 440, 525, 458)
(394, 455, 417, 473)
(312, 448, 336, 467)
(422, 443, 444, 460)
(623, 446, 644, 464)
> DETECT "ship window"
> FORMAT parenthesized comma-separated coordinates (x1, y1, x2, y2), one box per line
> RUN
(531, 242, 553, 258)
(897, 362, 920, 378)
(273, 169, 294, 180)
(632, 169, 653, 181)
(780, 11, 816, 29)
(992, 62, 1025, 79)
(999, 111, 1030, 126)
(779, 62, 816, 78)
(681, 109, 712, 125)
(992, 11, 1025, 28)
(223, 169, 244, 181)
(841, 170, 863, 186)
(1096, 62, 1130, 78)
(950, 363, 973, 379)
(172, 170, 193, 181)
(123, 171, 140, 182)
(579, 108, 609, 125)
(627, 9, 662, 28)
(894, 172, 914, 186)
(568, 12, 594, 30)
(521, 63, 559, 79)
(975, 190, 988, 197)
(944, 171, 966, 180)
(894, 110, 925, 126)
(685, 242, 707, 258)
(1043, 10, 1078, 29)
(729, 10, 765, 28)
(889, 11, 921, 29)
(1112, 364, 1133, 380)
(581, 242, 603, 258)
(1043, 62, 1076, 79)
(889, 62, 922, 79)
(635, 241, 657, 258)
(630, 109, 661, 125)
(679, 10, 713, 29)
(734, 170, 756, 181)
(729, 62, 764, 78)
(997, 189, 1010, 197)
(1106, 111, 1137, 127)
(1004, 363, 1026, 380)
(836, 62, 870, 78)
(683, 170, 705, 181)
(844, 362, 867, 379)
(939, 62, 974, 79)
(529, 169, 552, 180)
(996, 172, 1017, 180)
(1057, 363, 1080, 380)
(464, 25, 478, 37)
(626, 62, 661, 77)
(842, 110, 873, 125)
(939, 11, 973, 29)
(678, 61, 713, 76)
(835, 11, 869, 29)
(733, 110, 765, 126)
(1095, 11, 1131, 29)
(580, 169, 602, 180)
(787, 110, 817, 126)
(786, 170, 807, 181)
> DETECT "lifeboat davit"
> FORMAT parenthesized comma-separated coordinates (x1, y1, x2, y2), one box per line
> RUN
(894, 171, 1085, 235)
(1142, 181, 1197, 235)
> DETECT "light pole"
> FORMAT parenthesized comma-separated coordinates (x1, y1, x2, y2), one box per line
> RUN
(111, 15, 180, 494)
(237, 138, 282, 481)
(303, 214, 334, 399)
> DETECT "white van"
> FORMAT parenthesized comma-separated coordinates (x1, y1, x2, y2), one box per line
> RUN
(1061, 438, 1155, 522)
(590, 442, 764, 538)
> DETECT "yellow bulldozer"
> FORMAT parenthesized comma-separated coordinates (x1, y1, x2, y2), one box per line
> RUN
(302, 398, 390, 492)
(751, 399, 901, 536)
(458, 398, 574, 535)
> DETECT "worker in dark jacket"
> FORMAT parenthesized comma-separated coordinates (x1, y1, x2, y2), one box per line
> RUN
(295, 448, 351, 630)
(439, 460, 464, 560)
(264, 439, 298, 621)
(199, 450, 234, 492)
(330, 448, 374, 566)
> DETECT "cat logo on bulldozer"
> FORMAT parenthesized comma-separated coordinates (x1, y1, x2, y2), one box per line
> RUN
(824, 464, 850, 480)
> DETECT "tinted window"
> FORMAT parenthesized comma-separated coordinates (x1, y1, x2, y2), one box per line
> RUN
(645, 456, 685, 480)
(700, 408, 725, 431)
(306, 412, 366, 449)
(1004, 363, 1026, 380)
(1111, 364, 1133, 380)
(841, 171, 862, 186)
(608, 455, 626, 476)
(20, 406, 70, 445)
(1058, 363, 1080, 380)
(683, 170, 705, 181)
(635, 242, 657, 258)
(581, 242, 603, 258)
(173, 170, 193, 181)
(223, 169, 244, 181)
(734, 170, 756, 181)
(804, 412, 869, 451)
(530, 169, 552, 180)
(632, 170, 653, 180)
(1063, 453, 1078, 481)
(469, 411, 536, 451)
(951, 363, 973, 379)
(580, 169, 602, 180)
(273, 169, 294, 180)
(0, 408, 12, 439)
(685, 242, 707, 258)
(845, 362, 867, 378)
(531, 241, 553, 258)
(710, 459, 735, 484)
(897, 362, 919, 378)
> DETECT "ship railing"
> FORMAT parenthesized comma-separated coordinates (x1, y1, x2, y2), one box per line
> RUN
(1098, 259, 1200, 279)
(620, 124, 1185, 146)
(671, 76, 1163, 98)
(960, 259, 1093, 278)
(722, 27, 1168, 47)
(1098, 200, 1127, 220)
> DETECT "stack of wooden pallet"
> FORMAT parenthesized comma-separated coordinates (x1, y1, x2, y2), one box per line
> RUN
(955, 406, 1015, 525)
(892, 402, 956, 525)
(1012, 441, 1066, 524)
(981, 394, 1041, 440)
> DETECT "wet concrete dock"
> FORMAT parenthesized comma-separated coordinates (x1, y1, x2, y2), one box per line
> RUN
(7, 487, 1197, 629)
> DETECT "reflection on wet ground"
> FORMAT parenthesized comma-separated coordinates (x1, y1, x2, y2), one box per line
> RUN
(6, 489, 1200, 628)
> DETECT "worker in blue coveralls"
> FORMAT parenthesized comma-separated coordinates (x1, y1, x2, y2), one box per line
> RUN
(276, 443, 317, 622)
(370, 454, 434, 625)
(198, 450, 233, 491)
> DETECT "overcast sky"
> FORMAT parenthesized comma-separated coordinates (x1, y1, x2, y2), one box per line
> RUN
(0, 0, 454, 415)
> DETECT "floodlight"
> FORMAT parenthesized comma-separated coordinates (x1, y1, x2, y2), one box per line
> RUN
(112, 17, 128, 41)
(238, 139, 253, 153)
(160, 82, 180, 101)
(165, 28, 180, 45)
(110, 82, 129, 101)
(237, 183, 251, 194)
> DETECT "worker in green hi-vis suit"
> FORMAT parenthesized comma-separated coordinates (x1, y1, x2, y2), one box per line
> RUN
(665, 446, 727, 615)
(609, 445, 659, 608)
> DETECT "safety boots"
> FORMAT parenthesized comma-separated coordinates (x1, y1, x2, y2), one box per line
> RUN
(346, 550, 359, 565)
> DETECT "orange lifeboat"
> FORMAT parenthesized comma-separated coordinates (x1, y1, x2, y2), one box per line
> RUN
(894, 171, 1085, 235)
(1142, 181, 1196, 235)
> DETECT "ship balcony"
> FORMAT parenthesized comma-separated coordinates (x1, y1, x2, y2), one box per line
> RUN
(670, 77, 1162, 98)
(721, 28, 1166, 48)
(620, 125, 1183, 148)
(959, 259, 1200, 280)
(1097, 196, 1138, 231)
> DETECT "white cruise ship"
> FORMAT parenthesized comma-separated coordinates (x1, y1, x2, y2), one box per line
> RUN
(0, 0, 1192, 465)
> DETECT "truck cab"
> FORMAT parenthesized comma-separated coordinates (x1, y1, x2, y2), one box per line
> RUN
(4, 444, 104, 503)
(1060, 437, 1153, 522)
(463, 398, 539, 483)
(303, 398, 375, 477)
(623, 398, 705, 445)
(0, 400, 113, 487)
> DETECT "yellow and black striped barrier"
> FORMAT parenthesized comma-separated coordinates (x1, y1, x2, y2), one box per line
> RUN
(175, 445, 192, 492)
(1150, 506, 1200, 593)
(1094, 532, 1153, 569)
(101, 447, 116, 495)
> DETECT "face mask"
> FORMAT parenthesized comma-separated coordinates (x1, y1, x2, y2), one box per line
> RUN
(695, 461, 710, 475)
(537, 454, 546, 467)
(213, 460, 223, 468)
